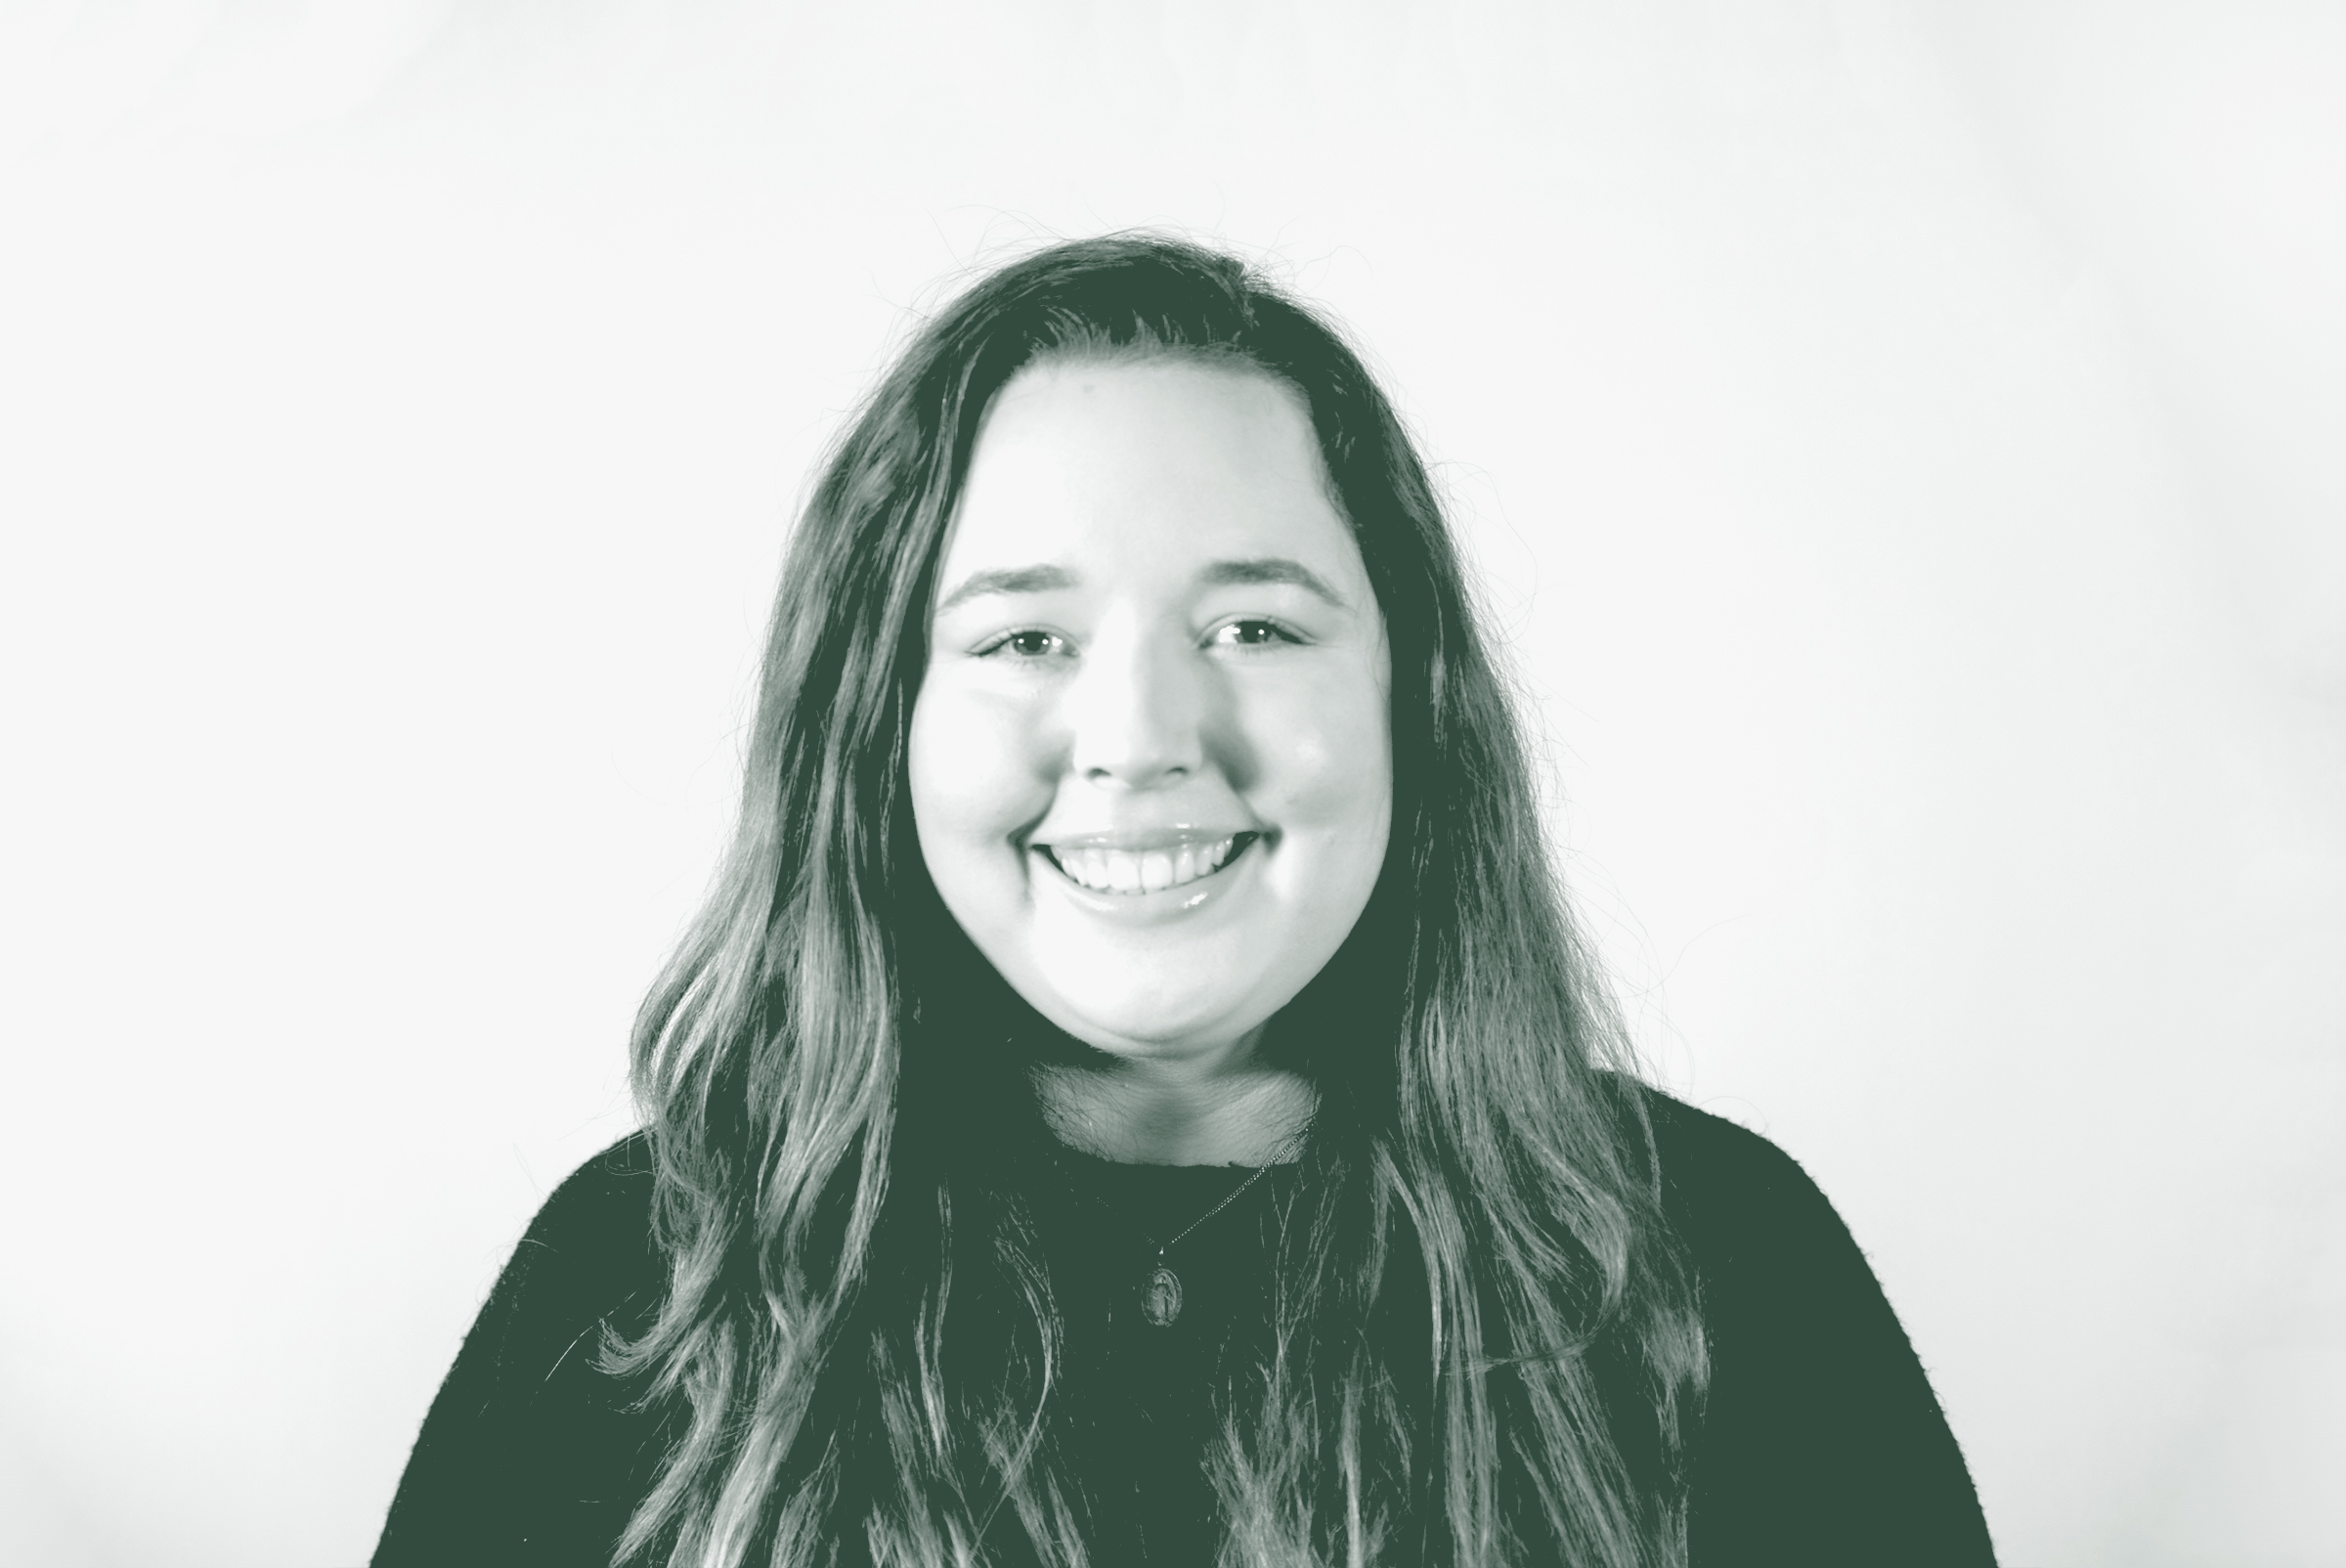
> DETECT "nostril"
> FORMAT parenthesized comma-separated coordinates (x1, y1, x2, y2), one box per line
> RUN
(1082, 761, 1191, 785)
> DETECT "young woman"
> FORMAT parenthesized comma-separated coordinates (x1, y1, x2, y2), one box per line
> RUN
(373, 236, 1996, 1567)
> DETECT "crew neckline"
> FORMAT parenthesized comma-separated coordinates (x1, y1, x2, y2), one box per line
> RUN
(1049, 1142, 1289, 1174)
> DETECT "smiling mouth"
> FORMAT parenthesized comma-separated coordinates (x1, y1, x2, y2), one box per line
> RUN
(1036, 833, 1260, 895)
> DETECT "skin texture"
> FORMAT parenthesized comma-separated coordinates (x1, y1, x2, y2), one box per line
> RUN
(908, 358, 1393, 1164)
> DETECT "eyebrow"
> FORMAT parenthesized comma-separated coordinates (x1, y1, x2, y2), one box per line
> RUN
(1198, 556, 1351, 608)
(934, 564, 1079, 615)
(934, 556, 1351, 616)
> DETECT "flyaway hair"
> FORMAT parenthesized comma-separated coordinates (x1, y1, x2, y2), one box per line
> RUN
(605, 235, 1709, 1567)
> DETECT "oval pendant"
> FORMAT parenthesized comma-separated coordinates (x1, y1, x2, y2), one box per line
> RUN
(1141, 1263, 1184, 1327)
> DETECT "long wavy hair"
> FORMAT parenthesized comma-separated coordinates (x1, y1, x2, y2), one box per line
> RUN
(608, 235, 1708, 1568)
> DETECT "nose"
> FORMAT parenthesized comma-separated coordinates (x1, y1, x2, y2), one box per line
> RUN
(1064, 624, 1207, 790)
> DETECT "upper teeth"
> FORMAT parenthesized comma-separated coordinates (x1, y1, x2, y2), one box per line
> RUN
(1051, 836, 1239, 894)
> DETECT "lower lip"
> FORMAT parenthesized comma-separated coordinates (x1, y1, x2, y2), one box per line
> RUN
(1028, 837, 1264, 925)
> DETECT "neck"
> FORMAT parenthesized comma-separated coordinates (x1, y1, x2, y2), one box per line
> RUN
(1030, 1037, 1316, 1166)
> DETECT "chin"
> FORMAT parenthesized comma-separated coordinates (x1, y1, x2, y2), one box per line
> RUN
(1033, 980, 1267, 1058)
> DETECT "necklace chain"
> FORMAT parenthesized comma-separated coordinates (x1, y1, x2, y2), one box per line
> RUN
(1147, 1159, 1276, 1256)
(1117, 1139, 1305, 1328)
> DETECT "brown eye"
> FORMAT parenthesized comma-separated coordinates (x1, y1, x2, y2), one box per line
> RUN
(1212, 619, 1296, 648)
(985, 629, 1067, 659)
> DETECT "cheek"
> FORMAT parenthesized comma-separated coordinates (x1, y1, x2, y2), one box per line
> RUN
(1255, 669, 1394, 836)
(908, 675, 1053, 860)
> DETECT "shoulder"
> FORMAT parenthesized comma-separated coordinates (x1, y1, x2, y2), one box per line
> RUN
(1641, 1085, 1792, 1178)
(1636, 1086, 1899, 1357)
(373, 1134, 668, 1563)
(1635, 1088, 2000, 1564)
(420, 1132, 665, 1431)
(503, 1131, 662, 1311)
(1639, 1089, 1847, 1266)
(519, 1131, 657, 1246)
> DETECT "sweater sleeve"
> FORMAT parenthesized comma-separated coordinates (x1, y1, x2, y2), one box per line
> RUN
(1651, 1095, 1997, 1568)
(372, 1135, 672, 1568)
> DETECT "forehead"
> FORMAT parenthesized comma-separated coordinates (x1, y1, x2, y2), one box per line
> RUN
(940, 358, 1364, 588)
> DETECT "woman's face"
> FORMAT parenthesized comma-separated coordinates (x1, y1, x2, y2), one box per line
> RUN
(909, 357, 1393, 1067)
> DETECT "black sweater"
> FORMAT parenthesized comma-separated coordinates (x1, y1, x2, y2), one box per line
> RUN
(373, 1094, 1996, 1566)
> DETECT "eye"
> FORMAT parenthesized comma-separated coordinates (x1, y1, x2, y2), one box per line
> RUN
(1209, 618, 1301, 649)
(978, 628, 1070, 660)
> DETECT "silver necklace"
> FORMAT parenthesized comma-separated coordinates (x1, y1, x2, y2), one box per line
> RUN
(1134, 1161, 1278, 1328)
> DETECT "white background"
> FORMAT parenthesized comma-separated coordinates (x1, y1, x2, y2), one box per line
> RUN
(2, 3, 2340, 1564)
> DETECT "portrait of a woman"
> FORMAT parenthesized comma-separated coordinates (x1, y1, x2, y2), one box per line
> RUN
(370, 236, 1995, 1567)
(7, 9, 2334, 1568)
